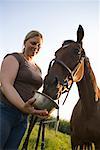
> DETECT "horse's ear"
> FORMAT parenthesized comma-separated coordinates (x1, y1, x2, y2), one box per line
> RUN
(77, 25, 84, 44)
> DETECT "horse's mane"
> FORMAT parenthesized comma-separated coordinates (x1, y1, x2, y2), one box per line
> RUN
(85, 58, 100, 100)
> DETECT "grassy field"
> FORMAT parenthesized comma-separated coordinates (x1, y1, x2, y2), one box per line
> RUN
(19, 124, 72, 150)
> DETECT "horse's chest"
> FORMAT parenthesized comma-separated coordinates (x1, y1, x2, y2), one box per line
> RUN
(71, 114, 100, 140)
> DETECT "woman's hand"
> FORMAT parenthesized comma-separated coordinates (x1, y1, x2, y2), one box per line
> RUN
(22, 97, 49, 117)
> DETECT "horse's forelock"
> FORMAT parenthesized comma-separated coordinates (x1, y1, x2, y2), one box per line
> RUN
(55, 40, 75, 57)
(62, 40, 75, 47)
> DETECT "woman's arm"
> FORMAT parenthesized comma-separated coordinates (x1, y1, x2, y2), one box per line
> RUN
(0, 55, 25, 110)
(0, 55, 48, 116)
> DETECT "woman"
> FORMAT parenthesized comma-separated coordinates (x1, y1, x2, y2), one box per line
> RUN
(0, 30, 48, 149)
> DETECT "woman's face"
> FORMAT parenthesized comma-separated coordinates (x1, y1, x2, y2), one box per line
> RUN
(24, 36, 43, 57)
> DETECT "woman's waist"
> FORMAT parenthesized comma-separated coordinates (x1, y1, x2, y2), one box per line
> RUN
(0, 90, 26, 116)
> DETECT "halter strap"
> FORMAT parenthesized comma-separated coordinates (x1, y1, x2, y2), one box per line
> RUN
(48, 56, 85, 105)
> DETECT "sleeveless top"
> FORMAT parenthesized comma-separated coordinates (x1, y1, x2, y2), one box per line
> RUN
(0, 52, 43, 105)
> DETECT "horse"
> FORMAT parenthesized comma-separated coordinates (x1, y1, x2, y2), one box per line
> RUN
(43, 25, 100, 150)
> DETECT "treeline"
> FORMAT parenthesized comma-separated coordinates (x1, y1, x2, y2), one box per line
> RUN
(46, 117, 71, 135)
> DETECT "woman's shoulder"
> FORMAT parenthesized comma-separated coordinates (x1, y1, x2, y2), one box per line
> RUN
(4, 52, 23, 64)
(4, 52, 19, 58)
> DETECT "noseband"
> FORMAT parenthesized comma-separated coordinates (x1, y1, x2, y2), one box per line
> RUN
(48, 45, 85, 105)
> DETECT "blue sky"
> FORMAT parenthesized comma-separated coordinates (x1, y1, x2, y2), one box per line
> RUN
(0, 0, 100, 120)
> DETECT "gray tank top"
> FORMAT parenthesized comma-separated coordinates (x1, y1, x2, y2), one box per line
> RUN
(0, 52, 43, 104)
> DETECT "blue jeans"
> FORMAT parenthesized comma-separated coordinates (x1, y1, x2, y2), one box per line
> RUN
(0, 101, 28, 150)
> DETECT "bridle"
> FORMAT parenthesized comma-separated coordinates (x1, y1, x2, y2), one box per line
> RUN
(48, 43, 85, 105)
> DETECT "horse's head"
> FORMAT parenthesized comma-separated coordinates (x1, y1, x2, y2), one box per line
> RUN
(43, 25, 86, 100)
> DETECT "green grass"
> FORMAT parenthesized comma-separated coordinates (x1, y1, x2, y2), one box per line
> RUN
(19, 124, 72, 150)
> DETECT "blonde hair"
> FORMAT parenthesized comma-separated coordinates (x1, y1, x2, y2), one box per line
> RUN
(24, 30, 43, 44)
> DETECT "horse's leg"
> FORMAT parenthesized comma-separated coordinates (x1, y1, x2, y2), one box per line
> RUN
(21, 116, 38, 150)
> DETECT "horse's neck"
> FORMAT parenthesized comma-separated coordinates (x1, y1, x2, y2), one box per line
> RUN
(87, 60, 100, 100)
(76, 59, 97, 113)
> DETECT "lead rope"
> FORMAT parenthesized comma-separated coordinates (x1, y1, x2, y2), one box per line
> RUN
(62, 82, 73, 105)
(55, 99, 60, 133)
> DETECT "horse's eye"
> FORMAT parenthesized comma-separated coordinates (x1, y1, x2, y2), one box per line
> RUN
(74, 49, 80, 55)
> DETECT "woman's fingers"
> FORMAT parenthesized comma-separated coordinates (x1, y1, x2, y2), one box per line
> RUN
(24, 98, 49, 117)
(33, 109, 48, 116)
(27, 97, 36, 105)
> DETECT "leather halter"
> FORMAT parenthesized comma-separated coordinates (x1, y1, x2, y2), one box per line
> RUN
(48, 45, 85, 105)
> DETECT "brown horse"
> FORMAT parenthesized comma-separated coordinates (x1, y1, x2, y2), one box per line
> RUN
(43, 25, 100, 150)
